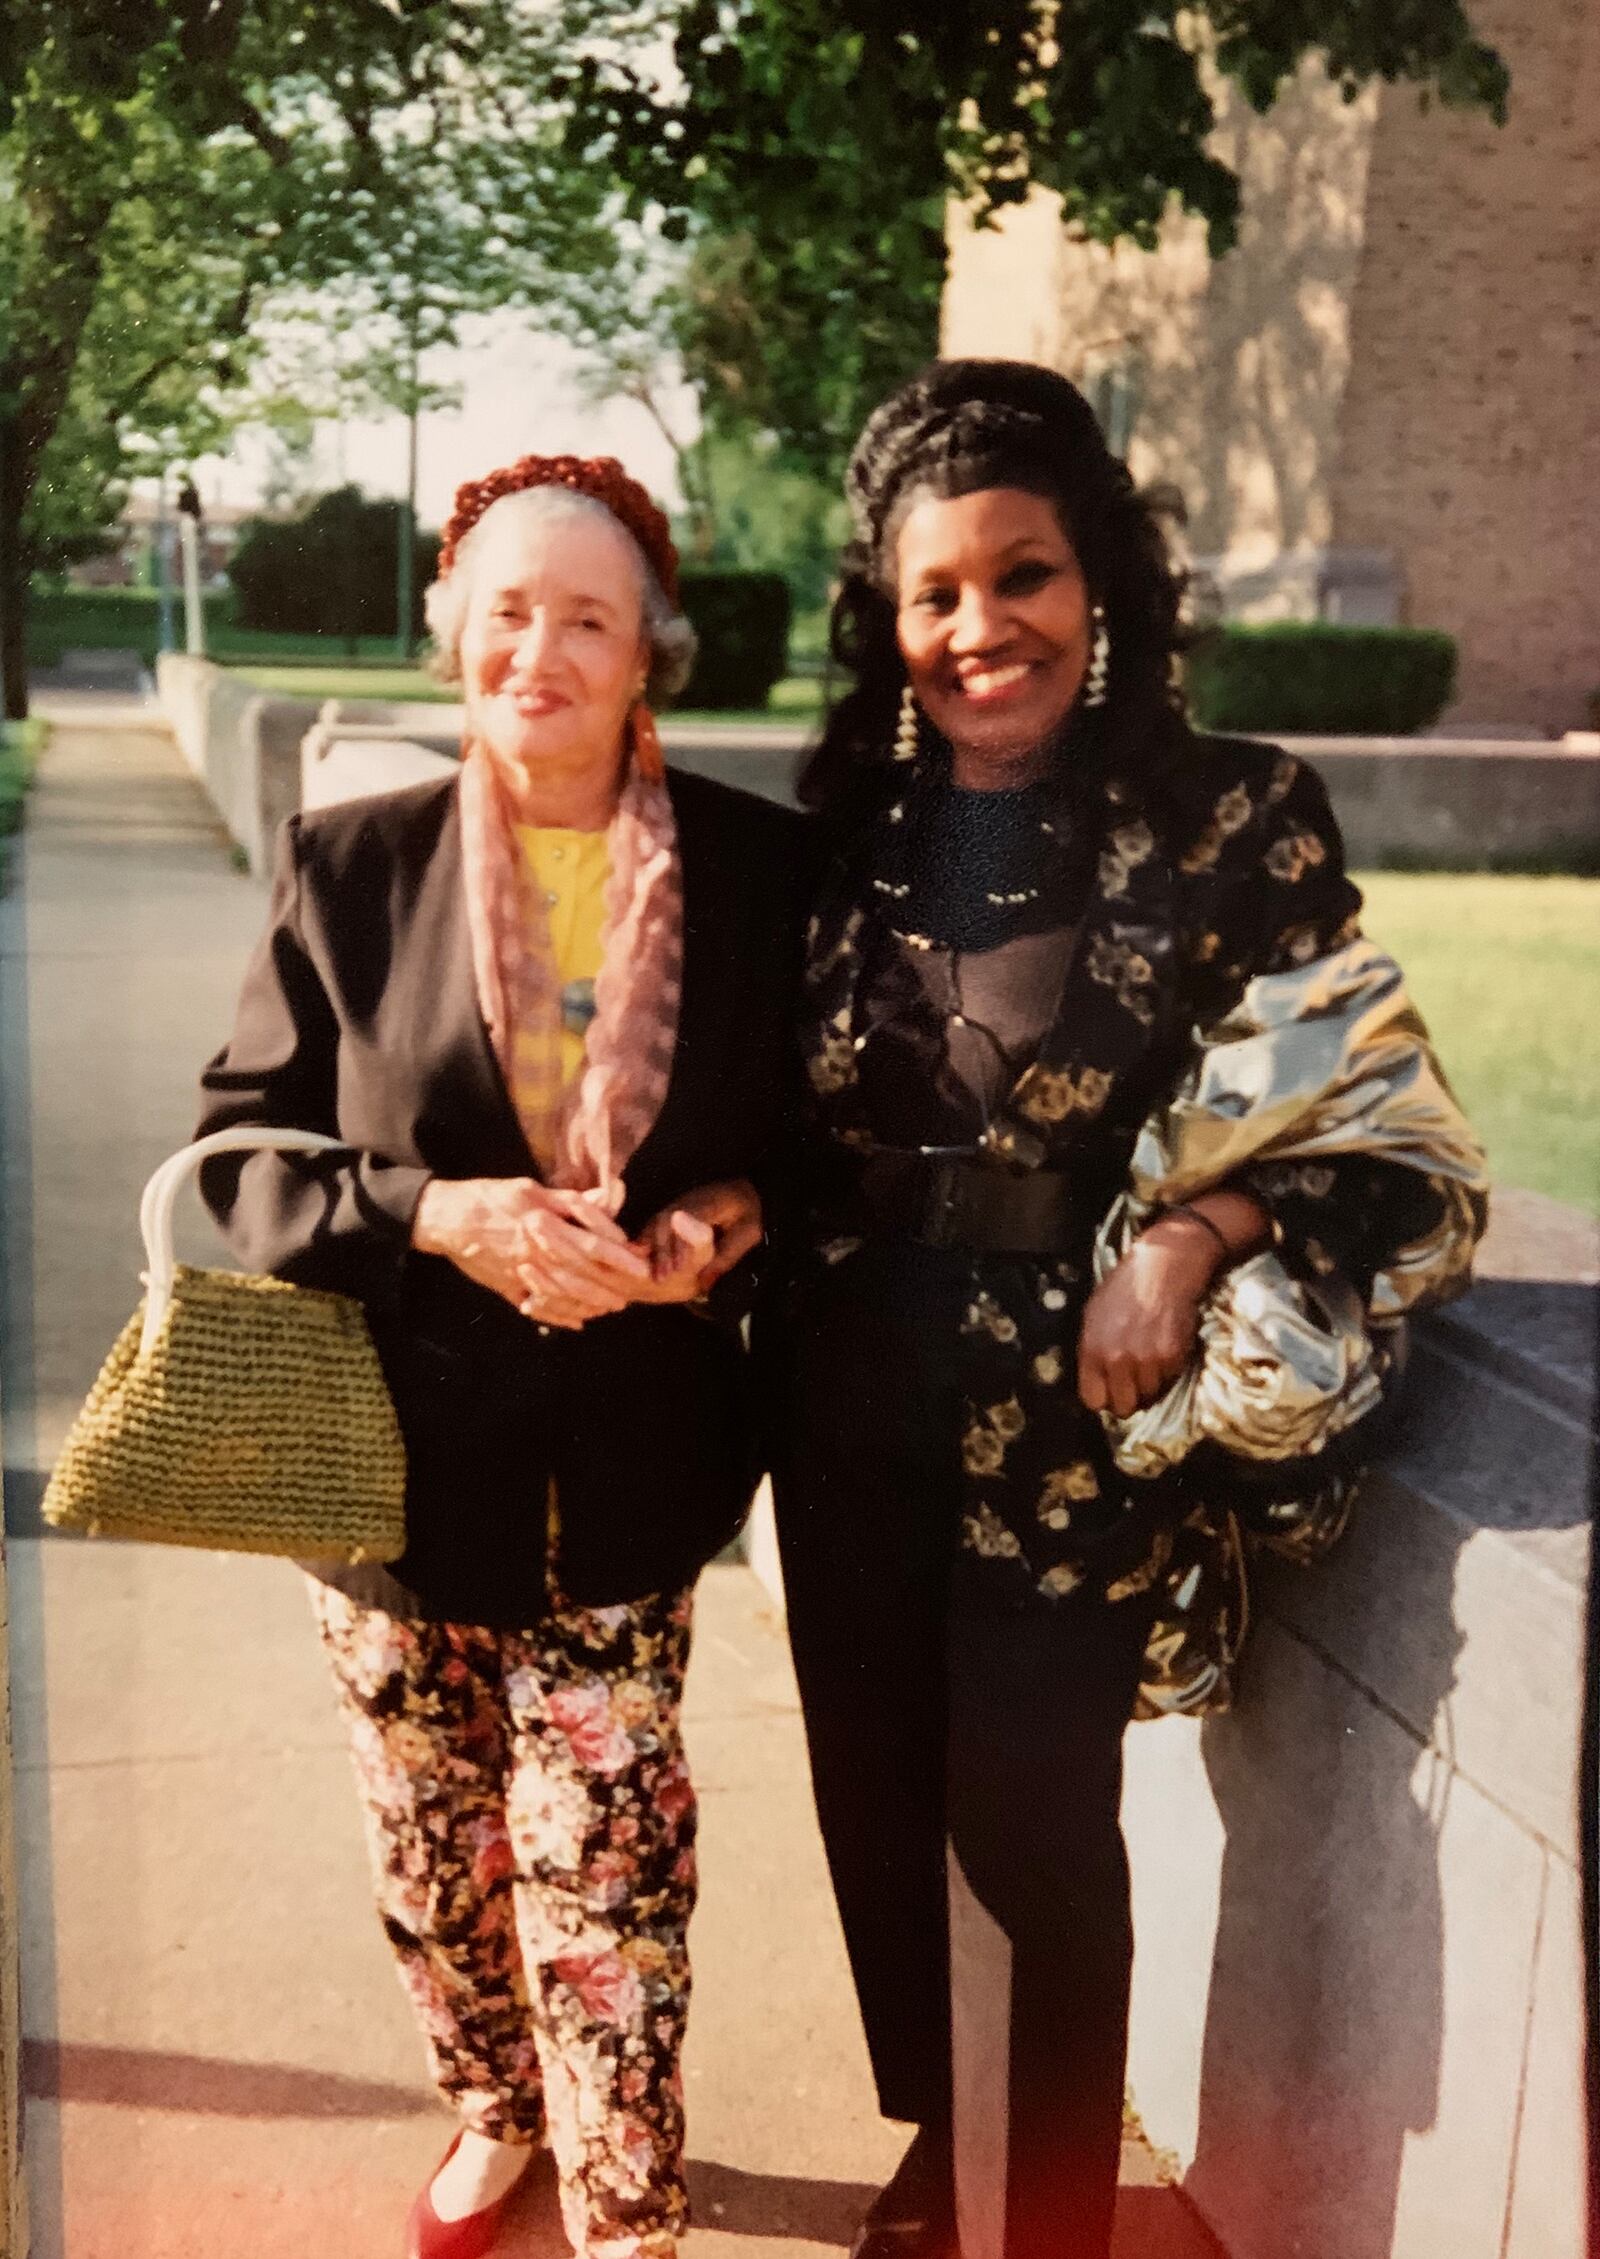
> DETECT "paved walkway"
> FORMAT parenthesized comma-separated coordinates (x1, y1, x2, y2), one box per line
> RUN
(0, 712, 1223, 2258)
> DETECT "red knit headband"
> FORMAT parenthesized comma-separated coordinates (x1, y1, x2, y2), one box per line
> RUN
(438, 452, 681, 605)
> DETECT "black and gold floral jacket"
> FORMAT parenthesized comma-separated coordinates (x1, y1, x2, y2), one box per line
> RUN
(796, 731, 1485, 1715)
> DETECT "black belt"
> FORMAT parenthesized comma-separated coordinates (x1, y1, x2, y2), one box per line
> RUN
(848, 1149, 1089, 1255)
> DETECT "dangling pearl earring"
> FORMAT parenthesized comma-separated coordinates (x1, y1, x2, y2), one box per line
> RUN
(1084, 605, 1110, 708)
(894, 682, 921, 761)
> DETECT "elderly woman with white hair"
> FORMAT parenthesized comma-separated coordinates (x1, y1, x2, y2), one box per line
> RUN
(195, 454, 803, 2259)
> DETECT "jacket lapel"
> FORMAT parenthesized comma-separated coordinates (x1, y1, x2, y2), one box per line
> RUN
(396, 779, 543, 1181)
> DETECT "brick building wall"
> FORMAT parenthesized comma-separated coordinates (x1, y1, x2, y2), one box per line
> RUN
(946, 59, 1381, 573)
(1330, 0, 1600, 730)
(940, 4, 1598, 731)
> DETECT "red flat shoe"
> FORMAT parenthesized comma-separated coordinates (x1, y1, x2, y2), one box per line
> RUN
(405, 2131, 525, 2259)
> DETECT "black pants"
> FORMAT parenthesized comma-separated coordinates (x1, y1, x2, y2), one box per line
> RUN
(769, 1245, 1151, 2259)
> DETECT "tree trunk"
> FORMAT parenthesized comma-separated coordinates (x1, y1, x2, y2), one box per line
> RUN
(0, 421, 29, 723)
(676, 437, 718, 564)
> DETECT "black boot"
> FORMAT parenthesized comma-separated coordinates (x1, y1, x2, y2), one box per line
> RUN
(850, 2123, 957, 2259)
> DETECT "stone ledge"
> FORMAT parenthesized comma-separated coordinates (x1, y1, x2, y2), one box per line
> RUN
(1124, 1181, 1594, 2257)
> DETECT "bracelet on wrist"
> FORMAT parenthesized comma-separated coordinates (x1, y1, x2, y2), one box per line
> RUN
(1156, 1201, 1234, 1260)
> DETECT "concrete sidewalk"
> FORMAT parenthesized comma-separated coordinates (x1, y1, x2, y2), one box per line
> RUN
(0, 714, 1222, 2259)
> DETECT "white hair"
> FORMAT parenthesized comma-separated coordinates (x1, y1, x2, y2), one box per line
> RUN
(424, 484, 697, 701)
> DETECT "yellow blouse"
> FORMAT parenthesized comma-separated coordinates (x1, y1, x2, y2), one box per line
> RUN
(510, 825, 611, 1170)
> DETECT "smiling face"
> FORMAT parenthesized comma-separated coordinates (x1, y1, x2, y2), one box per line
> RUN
(458, 499, 650, 792)
(893, 485, 1093, 789)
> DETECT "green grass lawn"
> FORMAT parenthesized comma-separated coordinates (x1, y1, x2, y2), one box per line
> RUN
(229, 662, 460, 702)
(1357, 872, 1599, 1214)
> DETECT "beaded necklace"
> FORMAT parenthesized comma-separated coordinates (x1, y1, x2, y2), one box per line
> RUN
(867, 720, 1082, 956)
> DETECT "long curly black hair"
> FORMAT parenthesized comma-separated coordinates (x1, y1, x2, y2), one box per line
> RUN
(799, 358, 1191, 825)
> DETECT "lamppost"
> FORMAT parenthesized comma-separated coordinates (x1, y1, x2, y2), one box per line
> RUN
(154, 470, 175, 655)
(175, 477, 205, 657)
(394, 308, 420, 663)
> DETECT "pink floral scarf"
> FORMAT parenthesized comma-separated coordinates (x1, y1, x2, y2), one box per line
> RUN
(458, 742, 683, 1208)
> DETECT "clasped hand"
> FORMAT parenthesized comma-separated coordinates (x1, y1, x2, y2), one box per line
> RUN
(1076, 1194, 1270, 1417)
(1075, 1232, 1213, 1419)
(412, 1176, 762, 1331)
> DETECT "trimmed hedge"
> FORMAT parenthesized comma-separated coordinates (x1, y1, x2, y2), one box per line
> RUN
(27, 586, 181, 667)
(25, 585, 428, 667)
(1186, 623, 1457, 736)
(230, 487, 439, 643)
(676, 570, 791, 710)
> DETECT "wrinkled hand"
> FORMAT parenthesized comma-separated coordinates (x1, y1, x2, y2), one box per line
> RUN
(412, 1177, 650, 1331)
(628, 1178, 764, 1306)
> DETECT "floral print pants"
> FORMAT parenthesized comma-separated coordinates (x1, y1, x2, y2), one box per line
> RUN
(309, 1576, 697, 2259)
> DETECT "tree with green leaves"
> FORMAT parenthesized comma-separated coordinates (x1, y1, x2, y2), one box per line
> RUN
(1, 2, 1509, 715)
(0, 1, 618, 715)
(230, 485, 440, 647)
(552, 0, 1509, 485)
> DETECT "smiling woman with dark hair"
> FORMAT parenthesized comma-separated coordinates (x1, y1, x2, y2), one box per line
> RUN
(764, 360, 1487, 2259)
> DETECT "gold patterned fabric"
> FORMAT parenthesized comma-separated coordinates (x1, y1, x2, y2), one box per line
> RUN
(1095, 936, 1489, 1480)
(794, 734, 1489, 1719)
(1097, 1247, 1386, 1482)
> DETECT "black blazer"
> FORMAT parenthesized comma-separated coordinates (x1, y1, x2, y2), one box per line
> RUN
(196, 765, 805, 1622)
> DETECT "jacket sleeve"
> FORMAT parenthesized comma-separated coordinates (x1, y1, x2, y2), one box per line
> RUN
(194, 816, 432, 1306)
(1195, 755, 1453, 1292)
(1192, 751, 1362, 987)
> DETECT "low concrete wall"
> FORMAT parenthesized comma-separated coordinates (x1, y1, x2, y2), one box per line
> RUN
(671, 724, 1600, 868)
(156, 666, 1600, 873)
(1123, 1186, 1594, 2258)
(299, 707, 460, 814)
(155, 669, 466, 871)
(155, 655, 320, 877)
(299, 724, 459, 815)
(1279, 737, 1600, 867)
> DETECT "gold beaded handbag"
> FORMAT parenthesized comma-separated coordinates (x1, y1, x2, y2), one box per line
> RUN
(41, 1129, 407, 1564)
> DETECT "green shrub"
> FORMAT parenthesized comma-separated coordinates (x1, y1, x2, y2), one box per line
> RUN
(676, 571, 791, 710)
(26, 585, 186, 667)
(230, 487, 439, 643)
(1186, 623, 1457, 736)
(0, 718, 46, 851)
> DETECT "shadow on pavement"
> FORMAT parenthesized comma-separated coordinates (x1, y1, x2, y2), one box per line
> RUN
(3, 1467, 61, 1537)
(23, 2039, 437, 2121)
(686, 2158, 878, 2241)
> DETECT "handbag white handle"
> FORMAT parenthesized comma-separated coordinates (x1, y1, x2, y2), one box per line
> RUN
(138, 1128, 351, 1356)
